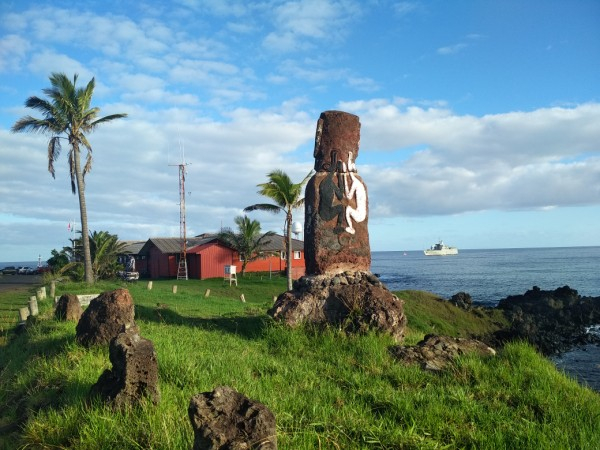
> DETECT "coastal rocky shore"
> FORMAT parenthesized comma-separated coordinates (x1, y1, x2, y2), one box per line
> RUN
(453, 285, 600, 356)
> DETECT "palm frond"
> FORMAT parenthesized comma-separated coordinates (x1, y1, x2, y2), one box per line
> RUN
(47, 137, 62, 178)
(244, 203, 282, 214)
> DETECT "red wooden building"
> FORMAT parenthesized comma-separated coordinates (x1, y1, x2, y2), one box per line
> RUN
(137, 234, 305, 280)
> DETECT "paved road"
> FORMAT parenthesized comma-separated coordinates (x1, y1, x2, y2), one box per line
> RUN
(0, 274, 43, 294)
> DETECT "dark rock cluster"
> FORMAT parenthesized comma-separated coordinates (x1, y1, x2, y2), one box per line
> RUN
(188, 386, 277, 450)
(495, 285, 600, 354)
(390, 334, 496, 372)
(269, 271, 407, 342)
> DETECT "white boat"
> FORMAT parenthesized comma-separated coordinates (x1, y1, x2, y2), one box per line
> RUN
(424, 240, 458, 256)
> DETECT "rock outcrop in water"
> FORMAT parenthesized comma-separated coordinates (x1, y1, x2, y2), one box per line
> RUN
(495, 285, 600, 354)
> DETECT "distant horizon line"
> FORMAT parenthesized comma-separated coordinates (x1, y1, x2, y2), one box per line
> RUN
(2, 244, 599, 265)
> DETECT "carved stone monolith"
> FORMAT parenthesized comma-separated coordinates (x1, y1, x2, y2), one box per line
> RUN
(305, 110, 370, 275)
(268, 111, 407, 342)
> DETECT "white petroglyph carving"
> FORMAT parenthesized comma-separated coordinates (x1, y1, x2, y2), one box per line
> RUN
(343, 152, 367, 235)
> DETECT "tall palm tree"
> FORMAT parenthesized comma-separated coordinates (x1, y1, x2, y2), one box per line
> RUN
(244, 169, 312, 290)
(11, 72, 127, 284)
(218, 216, 275, 276)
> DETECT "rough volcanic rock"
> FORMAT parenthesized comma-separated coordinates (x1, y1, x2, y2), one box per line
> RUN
(390, 334, 496, 372)
(188, 385, 277, 450)
(76, 288, 135, 347)
(90, 325, 160, 408)
(54, 293, 82, 321)
(495, 285, 600, 354)
(304, 110, 370, 275)
(269, 271, 407, 342)
(449, 292, 473, 310)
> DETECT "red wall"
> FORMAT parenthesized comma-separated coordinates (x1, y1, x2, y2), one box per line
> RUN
(146, 241, 306, 280)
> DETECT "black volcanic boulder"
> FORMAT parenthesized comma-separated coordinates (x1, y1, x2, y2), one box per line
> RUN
(269, 271, 407, 342)
(449, 292, 473, 310)
(55, 293, 83, 321)
(496, 286, 600, 354)
(188, 386, 277, 450)
(390, 334, 496, 372)
(90, 325, 160, 408)
(76, 289, 135, 347)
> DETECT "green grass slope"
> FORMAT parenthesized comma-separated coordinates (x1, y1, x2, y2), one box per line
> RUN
(1, 278, 599, 449)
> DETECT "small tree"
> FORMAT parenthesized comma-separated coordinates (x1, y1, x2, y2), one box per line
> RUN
(244, 170, 312, 290)
(89, 230, 126, 280)
(218, 216, 275, 276)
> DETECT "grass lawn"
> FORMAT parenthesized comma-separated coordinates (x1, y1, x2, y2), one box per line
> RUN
(1, 276, 599, 449)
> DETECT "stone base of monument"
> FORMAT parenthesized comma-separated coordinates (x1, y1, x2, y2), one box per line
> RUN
(268, 271, 407, 342)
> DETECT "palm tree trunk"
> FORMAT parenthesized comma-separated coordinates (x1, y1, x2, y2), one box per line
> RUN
(73, 144, 94, 284)
(286, 210, 293, 291)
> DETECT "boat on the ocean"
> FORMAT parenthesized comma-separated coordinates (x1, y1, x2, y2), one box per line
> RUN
(424, 240, 458, 256)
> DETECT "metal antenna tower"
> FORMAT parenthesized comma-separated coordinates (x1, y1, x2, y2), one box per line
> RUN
(170, 140, 190, 280)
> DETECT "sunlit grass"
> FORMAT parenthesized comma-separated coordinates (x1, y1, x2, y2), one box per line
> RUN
(1, 278, 599, 449)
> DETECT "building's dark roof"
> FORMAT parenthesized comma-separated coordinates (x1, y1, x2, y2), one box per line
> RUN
(138, 233, 304, 255)
(254, 234, 304, 253)
(138, 235, 219, 255)
(119, 240, 147, 255)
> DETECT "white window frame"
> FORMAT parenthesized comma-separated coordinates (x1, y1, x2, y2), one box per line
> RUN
(293, 251, 301, 260)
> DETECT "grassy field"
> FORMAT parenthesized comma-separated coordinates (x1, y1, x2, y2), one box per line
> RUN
(1, 276, 599, 449)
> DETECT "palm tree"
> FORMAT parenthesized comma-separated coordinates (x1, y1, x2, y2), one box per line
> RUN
(89, 230, 126, 280)
(218, 216, 275, 276)
(11, 72, 127, 284)
(244, 169, 312, 290)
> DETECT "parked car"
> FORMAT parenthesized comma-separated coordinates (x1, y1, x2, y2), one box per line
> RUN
(1, 266, 17, 275)
(26, 267, 38, 275)
(37, 265, 52, 274)
(18, 266, 31, 274)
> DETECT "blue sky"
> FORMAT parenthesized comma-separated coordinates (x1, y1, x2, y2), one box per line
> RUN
(1, 0, 599, 262)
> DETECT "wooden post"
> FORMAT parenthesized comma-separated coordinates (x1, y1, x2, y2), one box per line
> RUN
(240, 294, 246, 303)
(50, 281, 56, 298)
(172, 285, 177, 294)
(204, 289, 210, 298)
(18, 307, 29, 322)
(40, 286, 46, 299)
(147, 281, 153, 290)
(28, 298, 39, 316)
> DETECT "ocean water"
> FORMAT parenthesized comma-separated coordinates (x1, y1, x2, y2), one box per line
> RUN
(372, 246, 600, 307)
(1, 261, 42, 269)
(372, 246, 600, 392)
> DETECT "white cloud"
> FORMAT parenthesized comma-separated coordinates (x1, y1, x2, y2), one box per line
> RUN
(27, 51, 91, 79)
(338, 100, 600, 216)
(0, 34, 30, 72)
(437, 43, 467, 55)
(263, 0, 361, 53)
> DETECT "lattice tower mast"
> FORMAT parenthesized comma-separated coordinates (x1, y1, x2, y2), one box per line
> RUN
(170, 142, 189, 280)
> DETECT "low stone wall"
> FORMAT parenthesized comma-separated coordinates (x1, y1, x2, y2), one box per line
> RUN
(54, 294, 99, 307)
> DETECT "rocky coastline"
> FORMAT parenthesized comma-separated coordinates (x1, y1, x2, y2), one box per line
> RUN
(455, 285, 600, 356)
